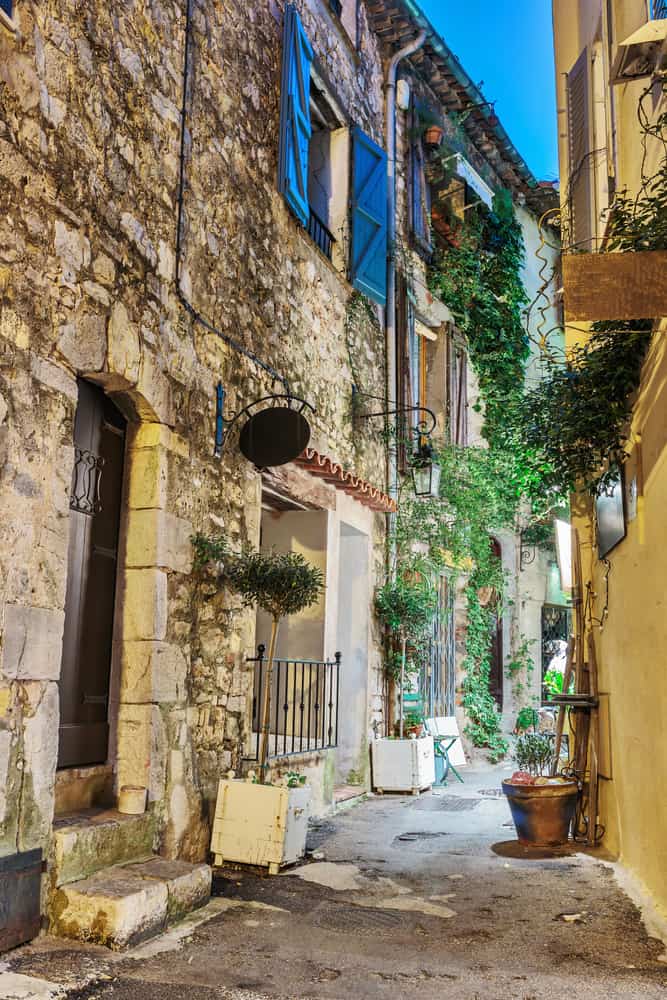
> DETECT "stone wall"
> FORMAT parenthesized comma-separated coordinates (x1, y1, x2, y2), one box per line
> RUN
(0, 0, 388, 867)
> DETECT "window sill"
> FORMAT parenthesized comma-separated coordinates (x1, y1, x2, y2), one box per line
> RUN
(0, 8, 18, 34)
(296, 221, 350, 289)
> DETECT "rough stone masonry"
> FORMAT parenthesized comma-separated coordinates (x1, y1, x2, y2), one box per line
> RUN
(0, 0, 388, 897)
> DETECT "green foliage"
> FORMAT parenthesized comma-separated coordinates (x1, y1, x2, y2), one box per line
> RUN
(515, 732, 554, 777)
(505, 635, 535, 706)
(375, 574, 438, 640)
(517, 141, 666, 497)
(191, 532, 227, 568)
(428, 192, 529, 449)
(460, 587, 508, 762)
(192, 533, 324, 621)
(401, 709, 424, 731)
(515, 707, 540, 733)
(519, 320, 652, 494)
(543, 668, 574, 698)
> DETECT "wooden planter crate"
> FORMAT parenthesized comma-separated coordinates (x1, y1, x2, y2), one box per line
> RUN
(211, 779, 310, 875)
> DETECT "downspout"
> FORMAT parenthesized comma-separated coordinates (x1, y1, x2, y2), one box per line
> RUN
(383, 31, 425, 736)
(385, 30, 426, 514)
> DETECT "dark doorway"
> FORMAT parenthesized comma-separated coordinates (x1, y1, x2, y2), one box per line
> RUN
(488, 538, 503, 710)
(58, 381, 126, 769)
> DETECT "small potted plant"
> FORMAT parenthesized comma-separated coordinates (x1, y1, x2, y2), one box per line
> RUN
(502, 733, 579, 847)
(395, 710, 424, 739)
(416, 107, 445, 148)
(193, 534, 324, 873)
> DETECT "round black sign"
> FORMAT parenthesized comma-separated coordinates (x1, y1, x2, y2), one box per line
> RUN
(239, 406, 311, 468)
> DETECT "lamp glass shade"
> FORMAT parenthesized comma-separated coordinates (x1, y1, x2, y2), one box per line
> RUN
(412, 458, 441, 498)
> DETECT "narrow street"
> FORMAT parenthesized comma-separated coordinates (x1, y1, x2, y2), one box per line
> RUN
(5, 767, 665, 1000)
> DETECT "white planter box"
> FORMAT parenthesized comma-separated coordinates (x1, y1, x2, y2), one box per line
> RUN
(211, 779, 310, 875)
(371, 735, 435, 795)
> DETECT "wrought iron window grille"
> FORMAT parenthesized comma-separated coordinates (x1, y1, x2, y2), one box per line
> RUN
(69, 447, 104, 516)
(307, 208, 336, 260)
(245, 645, 341, 761)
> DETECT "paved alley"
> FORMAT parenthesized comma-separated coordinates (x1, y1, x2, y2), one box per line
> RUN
(3, 766, 666, 1000)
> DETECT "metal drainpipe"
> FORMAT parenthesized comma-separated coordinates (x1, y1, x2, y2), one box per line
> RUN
(385, 30, 427, 549)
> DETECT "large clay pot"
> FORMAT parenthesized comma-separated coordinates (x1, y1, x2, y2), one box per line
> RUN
(502, 780, 578, 846)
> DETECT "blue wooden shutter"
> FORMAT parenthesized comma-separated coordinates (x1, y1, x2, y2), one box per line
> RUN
(278, 4, 313, 227)
(350, 127, 388, 306)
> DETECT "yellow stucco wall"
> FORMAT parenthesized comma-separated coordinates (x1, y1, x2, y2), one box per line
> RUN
(553, 0, 667, 917)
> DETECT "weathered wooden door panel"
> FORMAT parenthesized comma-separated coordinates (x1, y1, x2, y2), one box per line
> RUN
(58, 381, 126, 769)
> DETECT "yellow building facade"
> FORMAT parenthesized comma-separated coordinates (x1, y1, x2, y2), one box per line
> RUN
(553, 0, 667, 921)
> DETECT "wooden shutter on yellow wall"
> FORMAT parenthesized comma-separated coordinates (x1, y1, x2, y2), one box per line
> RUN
(566, 47, 594, 251)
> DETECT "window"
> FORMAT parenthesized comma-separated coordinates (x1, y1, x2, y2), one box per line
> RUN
(278, 4, 388, 304)
(652, 0, 667, 18)
(307, 78, 344, 261)
(0, 0, 13, 19)
(329, 0, 358, 46)
(448, 337, 468, 446)
(410, 133, 432, 252)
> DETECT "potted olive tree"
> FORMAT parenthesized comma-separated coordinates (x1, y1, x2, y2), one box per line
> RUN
(193, 534, 324, 873)
(372, 574, 437, 794)
(502, 733, 579, 847)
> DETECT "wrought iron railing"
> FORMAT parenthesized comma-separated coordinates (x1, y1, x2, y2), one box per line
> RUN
(307, 208, 336, 260)
(246, 645, 341, 761)
(652, 0, 667, 18)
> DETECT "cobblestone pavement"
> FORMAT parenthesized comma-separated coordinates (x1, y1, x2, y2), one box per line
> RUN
(4, 766, 666, 999)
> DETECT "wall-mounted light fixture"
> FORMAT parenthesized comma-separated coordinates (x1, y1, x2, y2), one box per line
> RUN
(352, 387, 440, 499)
(215, 382, 315, 469)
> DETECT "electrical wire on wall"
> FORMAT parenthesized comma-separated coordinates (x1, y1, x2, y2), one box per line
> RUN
(175, 0, 291, 396)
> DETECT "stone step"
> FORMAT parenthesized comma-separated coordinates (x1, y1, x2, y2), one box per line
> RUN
(50, 856, 212, 951)
(51, 808, 156, 887)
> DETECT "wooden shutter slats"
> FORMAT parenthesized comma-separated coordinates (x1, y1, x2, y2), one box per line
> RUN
(278, 4, 313, 227)
(350, 127, 388, 306)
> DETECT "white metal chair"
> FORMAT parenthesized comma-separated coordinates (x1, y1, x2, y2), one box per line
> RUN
(424, 716, 466, 785)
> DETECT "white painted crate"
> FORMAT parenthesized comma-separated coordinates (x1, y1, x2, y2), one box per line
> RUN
(211, 779, 310, 874)
(371, 735, 435, 794)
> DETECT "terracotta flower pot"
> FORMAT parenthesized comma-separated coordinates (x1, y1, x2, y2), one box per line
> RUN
(423, 125, 444, 147)
(502, 779, 578, 846)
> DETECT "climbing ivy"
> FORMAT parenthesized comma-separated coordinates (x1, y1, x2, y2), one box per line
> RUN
(429, 189, 530, 448)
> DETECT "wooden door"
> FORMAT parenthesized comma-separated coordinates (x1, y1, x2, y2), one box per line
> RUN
(58, 381, 126, 769)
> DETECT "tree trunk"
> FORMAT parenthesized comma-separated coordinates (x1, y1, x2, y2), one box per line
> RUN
(258, 617, 280, 783)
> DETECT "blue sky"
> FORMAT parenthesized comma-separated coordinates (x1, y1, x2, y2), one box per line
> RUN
(418, 0, 559, 182)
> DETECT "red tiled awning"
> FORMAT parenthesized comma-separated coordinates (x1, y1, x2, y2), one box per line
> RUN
(295, 448, 396, 513)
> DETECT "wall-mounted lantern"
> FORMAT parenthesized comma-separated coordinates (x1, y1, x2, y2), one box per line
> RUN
(215, 383, 315, 469)
(352, 387, 441, 499)
(411, 435, 441, 499)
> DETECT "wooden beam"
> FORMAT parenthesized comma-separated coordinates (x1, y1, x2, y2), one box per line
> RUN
(563, 250, 667, 322)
